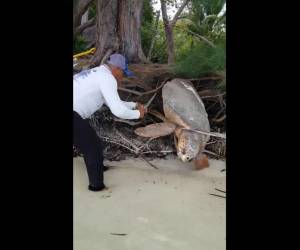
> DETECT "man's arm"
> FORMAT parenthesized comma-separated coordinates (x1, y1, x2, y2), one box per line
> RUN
(100, 79, 140, 120)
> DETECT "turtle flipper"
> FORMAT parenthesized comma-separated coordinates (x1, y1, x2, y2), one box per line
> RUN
(135, 122, 176, 138)
(194, 152, 209, 170)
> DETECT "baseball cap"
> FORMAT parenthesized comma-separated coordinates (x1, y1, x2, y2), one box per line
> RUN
(107, 53, 126, 70)
(107, 53, 134, 77)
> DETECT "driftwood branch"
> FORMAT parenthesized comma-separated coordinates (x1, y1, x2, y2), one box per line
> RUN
(113, 118, 143, 126)
(213, 115, 226, 123)
(142, 158, 159, 169)
(213, 106, 225, 120)
(148, 110, 167, 122)
(209, 193, 226, 198)
(204, 149, 222, 157)
(118, 80, 166, 96)
(140, 150, 175, 155)
(137, 138, 156, 151)
(115, 130, 140, 153)
(201, 93, 226, 99)
(145, 93, 157, 108)
(100, 136, 138, 153)
(182, 128, 226, 139)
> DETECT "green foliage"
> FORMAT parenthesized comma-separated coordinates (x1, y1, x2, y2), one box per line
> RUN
(174, 20, 195, 61)
(191, 0, 225, 16)
(173, 42, 225, 78)
(88, 0, 96, 19)
(189, 0, 226, 42)
(141, 0, 155, 56)
(171, 0, 226, 87)
(148, 22, 168, 63)
(73, 35, 88, 54)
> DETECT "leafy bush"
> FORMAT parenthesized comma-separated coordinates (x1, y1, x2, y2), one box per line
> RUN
(73, 35, 88, 54)
(173, 42, 225, 78)
(141, 0, 155, 56)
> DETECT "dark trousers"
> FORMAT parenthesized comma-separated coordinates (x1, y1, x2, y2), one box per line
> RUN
(73, 111, 104, 188)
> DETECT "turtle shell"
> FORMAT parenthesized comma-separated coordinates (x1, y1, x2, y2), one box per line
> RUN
(162, 79, 210, 133)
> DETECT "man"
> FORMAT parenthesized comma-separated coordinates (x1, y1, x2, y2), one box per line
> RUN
(73, 53, 146, 191)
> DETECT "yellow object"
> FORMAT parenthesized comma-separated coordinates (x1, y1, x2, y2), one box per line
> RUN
(73, 48, 96, 59)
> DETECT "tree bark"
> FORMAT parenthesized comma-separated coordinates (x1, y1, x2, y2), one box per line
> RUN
(73, 0, 94, 36)
(81, 10, 89, 25)
(92, 0, 119, 66)
(160, 0, 190, 65)
(92, 0, 147, 66)
(164, 23, 175, 64)
(118, 0, 147, 63)
(75, 17, 95, 36)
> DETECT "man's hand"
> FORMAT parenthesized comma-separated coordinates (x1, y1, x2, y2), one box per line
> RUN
(137, 102, 148, 119)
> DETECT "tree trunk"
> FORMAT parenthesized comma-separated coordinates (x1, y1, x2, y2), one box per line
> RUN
(118, 0, 146, 63)
(160, 0, 190, 65)
(164, 24, 175, 65)
(92, 0, 119, 66)
(81, 10, 89, 25)
(92, 0, 146, 66)
(73, 0, 94, 36)
(75, 17, 95, 36)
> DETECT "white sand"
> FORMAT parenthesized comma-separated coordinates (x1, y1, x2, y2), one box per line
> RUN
(74, 156, 226, 250)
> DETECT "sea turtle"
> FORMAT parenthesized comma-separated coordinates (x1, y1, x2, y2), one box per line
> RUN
(135, 78, 210, 170)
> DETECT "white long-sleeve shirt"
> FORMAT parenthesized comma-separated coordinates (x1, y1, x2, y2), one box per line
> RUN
(73, 65, 140, 119)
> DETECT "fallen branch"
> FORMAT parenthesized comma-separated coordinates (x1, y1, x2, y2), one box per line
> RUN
(182, 128, 226, 139)
(215, 188, 226, 193)
(209, 193, 226, 198)
(100, 136, 138, 153)
(145, 93, 158, 108)
(213, 114, 226, 123)
(118, 80, 167, 96)
(115, 130, 140, 153)
(148, 110, 167, 122)
(201, 93, 226, 99)
(113, 118, 143, 126)
(110, 233, 127, 236)
(213, 106, 226, 120)
(137, 138, 156, 151)
(206, 100, 219, 111)
(206, 140, 218, 145)
(139, 150, 175, 155)
(142, 158, 159, 169)
(204, 149, 222, 157)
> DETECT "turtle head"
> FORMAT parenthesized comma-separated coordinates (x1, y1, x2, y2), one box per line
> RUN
(177, 130, 202, 162)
